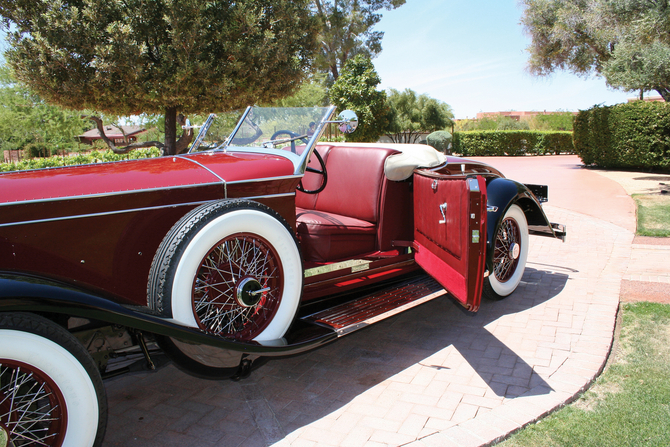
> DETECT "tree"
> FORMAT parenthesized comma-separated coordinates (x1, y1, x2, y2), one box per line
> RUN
(0, 0, 319, 155)
(329, 55, 389, 142)
(521, 0, 670, 100)
(385, 88, 454, 143)
(0, 66, 88, 154)
(312, 0, 405, 81)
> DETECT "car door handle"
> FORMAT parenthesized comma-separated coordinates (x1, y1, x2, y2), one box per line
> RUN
(439, 202, 447, 224)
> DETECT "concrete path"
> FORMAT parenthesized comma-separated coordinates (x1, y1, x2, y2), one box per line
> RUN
(102, 155, 660, 447)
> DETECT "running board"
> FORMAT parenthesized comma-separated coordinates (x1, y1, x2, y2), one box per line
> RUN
(301, 275, 446, 336)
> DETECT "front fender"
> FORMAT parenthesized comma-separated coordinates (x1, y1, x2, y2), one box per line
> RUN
(0, 272, 336, 356)
(485, 177, 561, 270)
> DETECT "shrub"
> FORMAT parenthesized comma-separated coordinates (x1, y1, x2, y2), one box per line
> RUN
(426, 130, 453, 154)
(0, 148, 162, 172)
(574, 102, 670, 170)
(453, 131, 574, 156)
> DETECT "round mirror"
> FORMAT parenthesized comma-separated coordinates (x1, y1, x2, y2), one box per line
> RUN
(337, 110, 358, 134)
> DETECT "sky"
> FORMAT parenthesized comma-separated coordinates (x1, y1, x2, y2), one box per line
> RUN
(372, 0, 633, 119)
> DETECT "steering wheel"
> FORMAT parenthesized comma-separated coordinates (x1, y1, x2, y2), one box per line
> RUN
(269, 130, 309, 153)
(298, 149, 328, 194)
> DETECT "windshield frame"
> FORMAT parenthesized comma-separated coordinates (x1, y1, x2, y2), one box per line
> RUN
(188, 106, 337, 176)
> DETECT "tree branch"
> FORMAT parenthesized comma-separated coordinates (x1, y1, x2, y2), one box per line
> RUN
(83, 115, 164, 154)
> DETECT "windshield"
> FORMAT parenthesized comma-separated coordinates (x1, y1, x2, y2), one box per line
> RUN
(189, 106, 334, 154)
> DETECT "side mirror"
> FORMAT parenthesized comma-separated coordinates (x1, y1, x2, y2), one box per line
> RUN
(337, 110, 358, 134)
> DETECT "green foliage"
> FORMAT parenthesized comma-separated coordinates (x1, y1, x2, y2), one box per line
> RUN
(426, 131, 453, 154)
(573, 101, 670, 170)
(385, 88, 453, 143)
(456, 116, 529, 131)
(0, 147, 162, 173)
(271, 74, 329, 107)
(453, 131, 574, 156)
(0, 66, 90, 153)
(522, 0, 670, 99)
(0, 0, 319, 154)
(529, 112, 575, 131)
(329, 55, 389, 142)
(312, 0, 406, 80)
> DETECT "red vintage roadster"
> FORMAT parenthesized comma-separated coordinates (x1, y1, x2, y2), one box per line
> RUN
(0, 106, 565, 446)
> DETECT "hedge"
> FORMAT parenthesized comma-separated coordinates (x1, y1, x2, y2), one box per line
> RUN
(574, 101, 670, 170)
(0, 148, 162, 173)
(452, 130, 574, 156)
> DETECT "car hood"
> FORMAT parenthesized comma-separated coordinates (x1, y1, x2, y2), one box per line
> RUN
(0, 151, 296, 205)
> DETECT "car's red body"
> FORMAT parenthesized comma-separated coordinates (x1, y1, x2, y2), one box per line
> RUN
(0, 107, 565, 447)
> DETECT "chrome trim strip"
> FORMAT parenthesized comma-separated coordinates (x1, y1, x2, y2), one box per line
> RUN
(0, 193, 296, 228)
(226, 174, 303, 185)
(180, 156, 227, 197)
(180, 157, 226, 183)
(0, 181, 222, 208)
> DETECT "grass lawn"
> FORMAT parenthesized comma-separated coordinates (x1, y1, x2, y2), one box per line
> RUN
(496, 302, 670, 447)
(634, 193, 670, 237)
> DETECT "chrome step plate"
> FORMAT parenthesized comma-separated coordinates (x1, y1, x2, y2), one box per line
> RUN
(301, 275, 446, 336)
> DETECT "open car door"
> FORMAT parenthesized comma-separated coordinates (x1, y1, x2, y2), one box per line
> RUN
(413, 171, 487, 311)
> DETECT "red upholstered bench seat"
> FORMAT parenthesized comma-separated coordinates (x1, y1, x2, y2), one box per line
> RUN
(295, 143, 414, 263)
(296, 208, 377, 262)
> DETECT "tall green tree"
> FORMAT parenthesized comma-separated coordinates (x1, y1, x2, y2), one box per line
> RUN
(521, 0, 670, 100)
(329, 55, 389, 142)
(0, 66, 88, 153)
(0, 0, 319, 155)
(312, 0, 405, 81)
(385, 88, 454, 143)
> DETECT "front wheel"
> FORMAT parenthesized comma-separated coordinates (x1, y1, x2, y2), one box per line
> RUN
(483, 204, 529, 300)
(148, 200, 303, 343)
(0, 312, 107, 447)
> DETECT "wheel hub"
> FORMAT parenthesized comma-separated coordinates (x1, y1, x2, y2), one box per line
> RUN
(236, 277, 266, 308)
(509, 242, 520, 261)
(0, 423, 9, 447)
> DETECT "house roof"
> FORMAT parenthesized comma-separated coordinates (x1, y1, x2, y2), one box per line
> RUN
(79, 125, 146, 139)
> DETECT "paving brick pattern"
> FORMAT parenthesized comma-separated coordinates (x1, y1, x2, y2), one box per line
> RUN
(102, 203, 631, 447)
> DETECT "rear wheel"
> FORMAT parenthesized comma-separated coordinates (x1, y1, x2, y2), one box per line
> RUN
(0, 312, 106, 447)
(483, 204, 529, 300)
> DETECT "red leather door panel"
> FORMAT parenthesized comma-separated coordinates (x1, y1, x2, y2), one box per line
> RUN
(413, 172, 487, 311)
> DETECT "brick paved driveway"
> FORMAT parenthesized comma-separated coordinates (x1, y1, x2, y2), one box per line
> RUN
(103, 156, 631, 447)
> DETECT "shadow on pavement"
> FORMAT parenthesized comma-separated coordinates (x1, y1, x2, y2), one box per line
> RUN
(102, 266, 570, 446)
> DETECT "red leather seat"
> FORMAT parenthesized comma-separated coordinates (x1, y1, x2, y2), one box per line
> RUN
(296, 144, 412, 263)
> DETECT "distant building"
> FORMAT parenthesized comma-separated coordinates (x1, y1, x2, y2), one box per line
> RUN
(77, 125, 147, 145)
(475, 110, 578, 121)
(627, 95, 665, 103)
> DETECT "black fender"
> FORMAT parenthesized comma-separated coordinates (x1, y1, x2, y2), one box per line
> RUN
(0, 272, 336, 356)
(485, 177, 561, 271)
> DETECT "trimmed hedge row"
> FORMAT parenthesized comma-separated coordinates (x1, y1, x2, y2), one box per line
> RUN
(0, 148, 162, 173)
(453, 131, 574, 156)
(574, 101, 670, 170)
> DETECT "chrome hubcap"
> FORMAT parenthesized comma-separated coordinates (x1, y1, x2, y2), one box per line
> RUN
(509, 242, 520, 261)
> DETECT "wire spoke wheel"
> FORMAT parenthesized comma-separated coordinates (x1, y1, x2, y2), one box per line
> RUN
(0, 361, 66, 447)
(483, 204, 529, 300)
(193, 233, 283, 340)
(492, 217, 521, 283)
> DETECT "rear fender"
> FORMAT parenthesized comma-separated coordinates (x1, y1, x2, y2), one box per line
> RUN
(485, 178, 558, 269)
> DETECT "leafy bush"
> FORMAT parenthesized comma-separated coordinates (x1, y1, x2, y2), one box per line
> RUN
(0, 148, 162, 172)
(574, 102, 670, 170)
(426, 130, 453, 154)
(453, 131, 574, 156)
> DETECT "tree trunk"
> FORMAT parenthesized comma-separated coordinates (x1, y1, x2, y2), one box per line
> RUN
(164, 106, 178, 156)
(655, 88, 670, 102)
